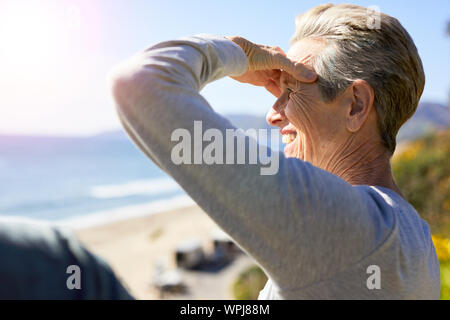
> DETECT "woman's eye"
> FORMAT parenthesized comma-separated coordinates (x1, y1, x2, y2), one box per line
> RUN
(287, 88, 293, 98)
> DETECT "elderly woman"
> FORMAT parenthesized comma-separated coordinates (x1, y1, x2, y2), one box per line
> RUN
(110, 4, 440, 299)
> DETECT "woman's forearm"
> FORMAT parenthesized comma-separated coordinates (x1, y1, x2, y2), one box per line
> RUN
(109, 34, 248, 169)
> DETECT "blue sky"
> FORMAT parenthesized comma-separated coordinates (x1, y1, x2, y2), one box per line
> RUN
(0, 0, 448, 135)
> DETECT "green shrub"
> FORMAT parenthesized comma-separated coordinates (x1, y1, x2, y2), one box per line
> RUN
(232, 265, 268, 300)
(432, 235, 450, 299)
(394, 130, 450, 299)
(440, 261, 450, 300)
(392, 130, 450, 234)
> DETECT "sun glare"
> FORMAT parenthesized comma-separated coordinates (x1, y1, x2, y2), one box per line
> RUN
(0, 1, 93, 135)
(0, 2, 80, 77)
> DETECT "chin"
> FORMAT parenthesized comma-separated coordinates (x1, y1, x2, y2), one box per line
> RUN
(283, 135, 304, 160)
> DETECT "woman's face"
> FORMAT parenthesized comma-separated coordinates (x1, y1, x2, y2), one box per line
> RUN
(267, 39, 348, 166)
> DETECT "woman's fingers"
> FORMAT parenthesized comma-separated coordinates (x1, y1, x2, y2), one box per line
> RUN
(226, 35, 317, 89)
(264, 69, 281, 80)
(253, 45, 316, 83)
(274, 52, 317, 83)
(264, 79, 282, 98)
(261, 69, 282, 97)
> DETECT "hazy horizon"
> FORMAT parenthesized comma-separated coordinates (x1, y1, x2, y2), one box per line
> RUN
(0, 100, 448, 139)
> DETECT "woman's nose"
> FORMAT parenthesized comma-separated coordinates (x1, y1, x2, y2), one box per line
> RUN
(266, 107, 287, 128)
(266, 89, 290, 128)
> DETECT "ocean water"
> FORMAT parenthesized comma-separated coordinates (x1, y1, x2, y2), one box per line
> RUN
(0, 133, 190, 228)
(0, 122, 280, 229)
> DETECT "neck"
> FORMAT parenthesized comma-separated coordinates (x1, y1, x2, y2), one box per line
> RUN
(316, 134, 405, 199)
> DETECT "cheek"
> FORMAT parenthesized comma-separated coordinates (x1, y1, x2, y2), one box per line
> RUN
(285, 102, 304, 129)
(316, 102, 345, 136)
(285, 94, 319, 132)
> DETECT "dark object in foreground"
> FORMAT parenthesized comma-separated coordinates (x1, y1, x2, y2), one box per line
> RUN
(0, 219, 134, 299)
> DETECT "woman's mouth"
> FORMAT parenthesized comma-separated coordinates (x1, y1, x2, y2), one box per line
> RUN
(282, 132, 297, 144)
(281, 129, 300, 157)
(281, 126, 303, 159)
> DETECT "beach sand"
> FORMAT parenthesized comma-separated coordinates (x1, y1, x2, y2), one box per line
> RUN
(75, 204, 255, 300)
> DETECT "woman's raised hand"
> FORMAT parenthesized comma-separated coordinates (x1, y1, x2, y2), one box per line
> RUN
(226, 36, 317, 97)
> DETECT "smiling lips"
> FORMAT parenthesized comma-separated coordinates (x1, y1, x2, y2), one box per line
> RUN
(281, 124, 298, 144)
(282, 132, 297, 144)
(281, 126, 302, 158)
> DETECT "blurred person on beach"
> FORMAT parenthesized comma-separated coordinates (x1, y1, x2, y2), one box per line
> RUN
(110, 3, 440, 299)
(0, 218, 133, 299)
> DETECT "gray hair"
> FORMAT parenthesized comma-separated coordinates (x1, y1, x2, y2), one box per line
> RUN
(291, 4, 425, 153)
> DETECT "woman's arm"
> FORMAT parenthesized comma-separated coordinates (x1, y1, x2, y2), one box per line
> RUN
(109, 34, 381, 291)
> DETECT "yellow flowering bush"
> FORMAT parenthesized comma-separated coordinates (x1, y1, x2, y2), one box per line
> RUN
(432, 235, 450, 262)
(393, 130, 450, 299)
(392, 130, 450, 232)
(432, 235, 450, 300)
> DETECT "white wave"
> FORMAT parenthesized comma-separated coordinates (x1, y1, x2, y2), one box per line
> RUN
(56, 194, 195, 230)
(0, 215, 55, 228)
(90, 177, 181, 199)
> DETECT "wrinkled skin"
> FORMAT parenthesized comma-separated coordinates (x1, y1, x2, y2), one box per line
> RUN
(226, 36, 317, 97)
(267, 38, 344, 164)
(228, 35, 403, 196)
(265, 38, 403, 196)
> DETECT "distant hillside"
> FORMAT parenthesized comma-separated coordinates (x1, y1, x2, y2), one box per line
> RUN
(397, 102, 450, 142)
(223, 114, 272, 131)
(225, 102, 450, 144)
(1, 102, 447, 145)
(86, 114, 274, 142)
(93, 130, 129, 141)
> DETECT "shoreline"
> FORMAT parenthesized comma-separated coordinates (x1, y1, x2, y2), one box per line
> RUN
(57, 194, 196, 230)
(75, 203, 248, 299)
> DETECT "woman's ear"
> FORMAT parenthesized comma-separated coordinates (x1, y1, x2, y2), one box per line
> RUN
(346, 80, 375, 133)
